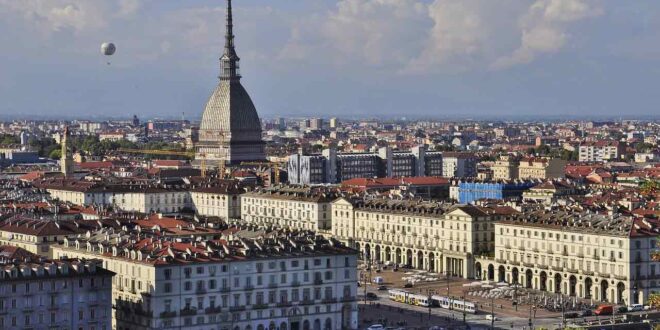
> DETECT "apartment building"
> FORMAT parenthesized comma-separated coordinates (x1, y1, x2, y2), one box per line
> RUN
(517, 157, 566, 180)
(0, 251, 114, 330)
(35, 178, 193, 213)
(579, 141, 626, 162)
(0, 215, 101, 257)
(190, 184, 243, 219)
(332, 197, 518, 278)
(287, 145, 443, 184)
(241, 186, 339, 232)
(52, 228, 359, 330)
(442, 152, 477, 178)
(475, 210, 659, 305)
(491, 155, 519, 180)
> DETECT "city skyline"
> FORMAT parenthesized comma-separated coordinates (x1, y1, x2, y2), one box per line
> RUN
(1, 0, 660, 119)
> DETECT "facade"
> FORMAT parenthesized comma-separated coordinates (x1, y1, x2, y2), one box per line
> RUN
(579, 141, 626, 162)
(475, 210, 660, 305)
(287, 145, 443, 184)
(0, 254, 114, 330)
(195, 0, 265, 166)
(52, 228, 359, 330)
(36, 178, 193, 214)
(517, 157, 566, 179)
(241, 186, 339, 231)
(332, 197, 517, 278)
(190, 185, 243, 219)
(0, 216, 100, 257)
(491, 155, 519, 180)
(442, 153, 477, 178)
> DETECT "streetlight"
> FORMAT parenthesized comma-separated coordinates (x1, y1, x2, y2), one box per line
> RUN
(490, 295, 495, 330)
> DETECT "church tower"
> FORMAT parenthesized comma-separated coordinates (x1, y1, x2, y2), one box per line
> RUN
(195, 0, 265, 166)
(61, 126, 74, 177)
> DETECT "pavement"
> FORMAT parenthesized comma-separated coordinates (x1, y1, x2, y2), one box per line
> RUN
(358, 266, 658, 330)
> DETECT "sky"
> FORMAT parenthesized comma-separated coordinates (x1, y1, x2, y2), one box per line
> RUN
(1, 0, 659, 120)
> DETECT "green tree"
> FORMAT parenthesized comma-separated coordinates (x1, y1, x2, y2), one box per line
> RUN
(49, 149, 62, 160)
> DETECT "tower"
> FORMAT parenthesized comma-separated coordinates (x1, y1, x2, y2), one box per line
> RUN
(195, 0, 265, 166)
(61, 127, 73, 177)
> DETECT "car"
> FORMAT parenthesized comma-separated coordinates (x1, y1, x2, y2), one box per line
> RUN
(628, 304, 644, 312)
(580, 309, 593, 317)
(485, 314, 498, 321)
(564, 312, 579, 318)
(367, 325, 385, 330)
(404, 282, 413, 288)
(617, 306, 628, 313)
(366, 292, 378, 300)
(595, 305, 613, 316)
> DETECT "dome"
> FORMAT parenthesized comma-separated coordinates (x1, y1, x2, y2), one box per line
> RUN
(199, 80, 262, 141)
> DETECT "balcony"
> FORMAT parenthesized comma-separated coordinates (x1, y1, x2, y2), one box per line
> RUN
(504, 244, 512, 249)
(614, 275, 627, 281)
(523, 262, 535, 268)
(291, 281, 301, 287)
(577, 253, 584, 258)
(252, 303, 269, 310)
(205, 306, 222, 314)
(220, 287, 231, 293)
(597, 272, 610, 279)
(196, 287, 207, 295)
(509, 261, 520, 266)
(551, 266, 563, 272)
(300, 299, 314, 306)
(313, 279, 323, 285)
(582, 270, 594, 276)
(341, 296, 357, 302)
(532, 248, 540, 253)
(276, 302, 292, 307)
(518, 246, 525, 251)
(229, 306, 246, 312)
(244, 285, 255, 291)
(609, 257, 616, 262)
(546, 250, 553, 255)
(562, 251, 569, 257)
(536, 264, 548, 270)
(495, 258, 506, 264)
(180, 308, 197, 316)
(566, 268, 578, 274)
(160, 311, 177, 318)
(322, 298, 338, 304)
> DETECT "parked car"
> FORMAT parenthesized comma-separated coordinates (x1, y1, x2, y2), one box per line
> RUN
(628, 304, 644, 312)
(485, 314, 498, 321)
(404, 282, 413, 288)
(377, 285, 388, 291)
(595, 305, 613, 316)
(366, 292, 378, 300)
(617, 306, 628, 313)
(367, 324, 385, 330)
(580, 309, 593, 317)
(565, 312, 579, 318)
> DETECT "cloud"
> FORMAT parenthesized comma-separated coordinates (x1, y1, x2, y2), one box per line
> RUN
(492, 0, 603, 69)
(405, 0, 490, 73)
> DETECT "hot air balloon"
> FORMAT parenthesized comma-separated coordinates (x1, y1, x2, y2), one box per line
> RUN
(101, 42, 116, 56)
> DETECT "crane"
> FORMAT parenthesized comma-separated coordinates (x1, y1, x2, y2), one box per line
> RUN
(239, 161, 283, 184)
(117, 148, 214, 178)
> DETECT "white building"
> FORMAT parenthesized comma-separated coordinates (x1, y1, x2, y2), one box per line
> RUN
(190, 185, 243, 219)
(241, 186, 339, 232)
(53, 228, 359, 330)
(332, 197, 517, 278)
(442, 153, 477, 178)
(475, 209, 660, 305)
(579, 141, 625, 162)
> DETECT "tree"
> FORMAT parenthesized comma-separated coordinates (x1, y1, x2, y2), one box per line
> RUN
(49, 149, 62, 160)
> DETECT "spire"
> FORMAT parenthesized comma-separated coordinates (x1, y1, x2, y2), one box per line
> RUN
(220, 0, 240, 81)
